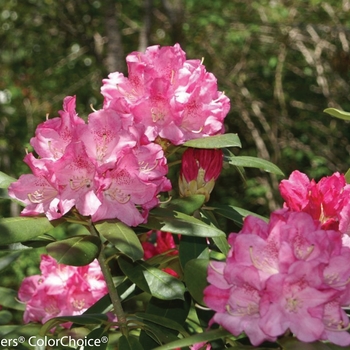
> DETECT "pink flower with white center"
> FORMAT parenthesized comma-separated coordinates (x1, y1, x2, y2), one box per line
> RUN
(18, 255, 107, 326)
(204, 208, 350, 346)
(49, 141, 101, 217)
(179, 148, 223, 202)
(260, 262, 338, 343)
(78, 108, 136, 168)
(8, 153, 62, 220)
(30, 96, 84, 160)
(92, 149, 158, 226)
(101, 43, 230, 146)
(279, 170, 350, 233)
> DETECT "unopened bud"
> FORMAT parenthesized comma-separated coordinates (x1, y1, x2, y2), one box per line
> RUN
(178, 148, 223, 202)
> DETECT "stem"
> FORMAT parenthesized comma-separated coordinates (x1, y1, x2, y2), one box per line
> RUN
(89, 221, 129, 336)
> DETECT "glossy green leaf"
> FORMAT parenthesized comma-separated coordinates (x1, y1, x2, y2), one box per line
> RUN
(152, 328, 231, 350)
(162, 195, 205, 215)
(324, 107, 350, 121)
(183, 259, 209, 305)
(118, 256, 186, 300)
(0, 216, 56, 245)
(119, 335, 145, 350)
(211, 204, 268, 226)
(143, 207, 226, 238)
(40, 314, 108, 336)
(179, 235, 207, 270)
(83, 327, 109, 350)
(225, 155, 284, 175)
(183, 133, 241, 148)
(139, 294, 191, 350)
(95, 220, 143, 261)
(46, 235, 101, 266)
(0, 287, 25, 311)
(0, 171, 16, 189)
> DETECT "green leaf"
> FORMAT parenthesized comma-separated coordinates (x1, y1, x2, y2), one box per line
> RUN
(225, 155, 284, 175)
(83, 327, 109, 350)
(139, 294, 191, 350)
(143, 207, 226, 238)
(211, 204, 268, 226)
(152, 328, 231, 350)
(0, 310, 12, 325)
(0, 171, 16, 189)
(118, 256, 186, 300)
(46, 235, 101, 266)
(118, 335, 145, 350)
(135, 313, 188, 336)
(324, 107, 350, 121)
(183, 133, 241, 148)
(183, 259, 209, 305)
(40, 314, 108, 336)
(0, 216, 56, 245)
(0, 251, 21, 272)
(345, 168, 350, 184)
(162, 195, 205, 215)
(0, 287, 25, 311)
(95, 220, 143, 261)
(179, 235, 207, 270)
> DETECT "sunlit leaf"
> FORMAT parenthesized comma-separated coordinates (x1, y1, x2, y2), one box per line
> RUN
(0, 216, 57, 245)
(143, 207, 226, 238)
(95, 220, 143, 261)
(46, 235, 101, 266)
(0, 171, 16, 189)
(183, 133, 241, 148)
(225, 155, 284, 175)
(324, 107, 350, 121)
(162, 195, 205, 215)
(183, 259, 209, 305)
(118, 256, 185, 300)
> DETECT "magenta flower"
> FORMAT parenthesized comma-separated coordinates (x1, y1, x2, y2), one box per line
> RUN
(18, 255, 107, 326)
(279, 170, 350, 233)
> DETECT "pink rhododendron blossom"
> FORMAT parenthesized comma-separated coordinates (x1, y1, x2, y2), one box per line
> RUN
(179, 148, 223, 202)
(279, 170, 350, 233)
(8, 94, 171, 226)
(204, 209, 350, 346)
(18, 255, 107, 326)
(101, 43, 230, 145)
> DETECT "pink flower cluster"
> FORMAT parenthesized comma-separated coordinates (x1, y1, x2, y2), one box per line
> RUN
(101, 44, 230, 145)
(18, 255, 107, 326)
(8, 44, 230, 226)
(204, 171, 350, 346)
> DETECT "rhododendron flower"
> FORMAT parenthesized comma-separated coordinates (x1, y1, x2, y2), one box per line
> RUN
(101, 43, 230, 146)
(8, 95, 171, 226)
(279, 170, 350, 233)
(179, 148, 223, 202)
(18, 255, 107, 326)
(204, 209, 350, 346)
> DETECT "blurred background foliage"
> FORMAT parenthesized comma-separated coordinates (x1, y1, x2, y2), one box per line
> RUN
(1, 0, 350, 223)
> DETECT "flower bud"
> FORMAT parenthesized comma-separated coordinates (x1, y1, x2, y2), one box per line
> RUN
(178, 148, 223, 202)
